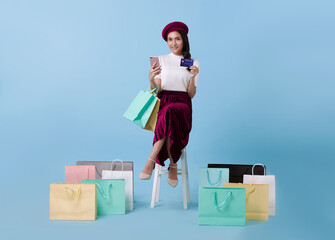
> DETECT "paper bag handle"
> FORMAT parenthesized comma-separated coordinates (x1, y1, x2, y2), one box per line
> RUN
(252, 163, 266, 175)
(213, 191, 232, 209)
(206, 169, 222, 185)
(110, 159, 124, 171)
(246, 186, 255, 199)
(96, 183, 113, 199)
(65, 186, 82, 200)
(147, 85, 159, 95)
(236, 183, 255, 199)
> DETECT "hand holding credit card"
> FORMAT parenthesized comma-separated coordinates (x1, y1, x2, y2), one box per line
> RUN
(180, 58, 194, 67)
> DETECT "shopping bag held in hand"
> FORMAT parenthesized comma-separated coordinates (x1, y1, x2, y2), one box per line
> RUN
(123, 85, 160, 132)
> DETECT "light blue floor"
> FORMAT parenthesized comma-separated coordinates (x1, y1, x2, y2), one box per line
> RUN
(1, 157, 331, 240)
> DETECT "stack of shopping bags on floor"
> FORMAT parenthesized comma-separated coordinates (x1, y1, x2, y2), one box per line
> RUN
(50, 159, 134, 221)
(198, 163, 276, 226)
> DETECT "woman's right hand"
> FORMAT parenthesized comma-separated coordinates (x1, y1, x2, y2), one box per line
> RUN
(149, 61, 161, 81)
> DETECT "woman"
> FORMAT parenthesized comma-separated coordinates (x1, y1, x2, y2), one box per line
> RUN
(139, 21, 200, 187)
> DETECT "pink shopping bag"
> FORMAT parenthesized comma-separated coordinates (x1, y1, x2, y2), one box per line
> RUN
(65, 165, 96, 183)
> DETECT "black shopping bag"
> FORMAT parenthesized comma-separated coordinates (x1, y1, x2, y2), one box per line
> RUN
(207, 164, 266, 183)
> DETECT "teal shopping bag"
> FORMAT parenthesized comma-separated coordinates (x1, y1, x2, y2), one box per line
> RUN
(82, 179, 125, 215)
(199, 168, 229, 188)
(123, 86, 159, 130)
(198, 187, 246, 226)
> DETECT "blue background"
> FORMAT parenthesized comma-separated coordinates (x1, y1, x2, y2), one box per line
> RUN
(0, 0, 334, 239)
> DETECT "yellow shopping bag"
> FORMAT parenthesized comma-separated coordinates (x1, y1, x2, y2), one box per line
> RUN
(144, 98, 160, 132)
(224, 183, 269, 221)
(50, 183, 97, 221)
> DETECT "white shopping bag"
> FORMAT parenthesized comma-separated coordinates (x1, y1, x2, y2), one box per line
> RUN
(102, 159, 134, 211)
(243, 163, 276, 216)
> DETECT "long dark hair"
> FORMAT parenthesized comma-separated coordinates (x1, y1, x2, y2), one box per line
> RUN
(178, 30, 191, 71)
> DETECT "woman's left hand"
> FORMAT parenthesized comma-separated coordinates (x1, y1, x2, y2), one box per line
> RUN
(189, 66, 199, 78)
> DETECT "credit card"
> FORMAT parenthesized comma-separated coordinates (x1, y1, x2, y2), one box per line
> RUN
(180, 58, 194, 67)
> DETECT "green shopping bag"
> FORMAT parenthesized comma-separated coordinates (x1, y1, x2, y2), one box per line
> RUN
(82, 179, 125, 215)
(198, 187, 246, 226)
(199, 168, 229, 188)
(123, 86, 160, 131)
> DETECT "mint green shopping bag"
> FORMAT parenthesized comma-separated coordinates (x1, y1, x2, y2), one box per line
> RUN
(123, 86, 159, 131)
(199, 168, 229, 188)
(82, 179, 125, 215)
(198, 187, 246, 226)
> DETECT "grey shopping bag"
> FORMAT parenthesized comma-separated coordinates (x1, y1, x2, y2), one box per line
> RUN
(76, 161, 133, 179)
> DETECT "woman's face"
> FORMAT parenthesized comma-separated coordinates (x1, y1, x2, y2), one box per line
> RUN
(167, 31, 183, 55)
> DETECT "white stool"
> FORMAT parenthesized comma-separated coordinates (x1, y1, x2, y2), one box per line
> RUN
(150, 148, 190, 209)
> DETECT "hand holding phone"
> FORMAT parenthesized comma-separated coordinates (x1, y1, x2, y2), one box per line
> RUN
(149, 56, 161, 80)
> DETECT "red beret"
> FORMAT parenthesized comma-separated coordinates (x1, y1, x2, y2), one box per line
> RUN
(162, 21, 189, 41)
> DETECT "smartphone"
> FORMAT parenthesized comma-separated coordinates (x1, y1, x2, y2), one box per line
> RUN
(150, 56, 160, 66)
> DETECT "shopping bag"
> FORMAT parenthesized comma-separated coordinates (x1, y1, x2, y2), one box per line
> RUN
(65, 165, 95, 183)
(224, 183, 269, 221)
(123, 86, 160, 132)
(76, 160, 133, 179)
(143, 99, 160, 132)
(101, 159, 134, 211)
(198, 187, 246, 226)
(82, 179, 125, 215)
(199, 168, 229, 188)
(243, 163, 276, 216)
(50, 183, 97, 220)
(208, 163, 266, 183)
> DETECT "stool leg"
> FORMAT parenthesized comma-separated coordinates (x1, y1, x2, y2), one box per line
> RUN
(186, 175, 190, 203)
(155, 165, 161, 202)
(181, 153, 187, 210)
(184, 153, 190, 203)
(150, 164, 159, 208)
